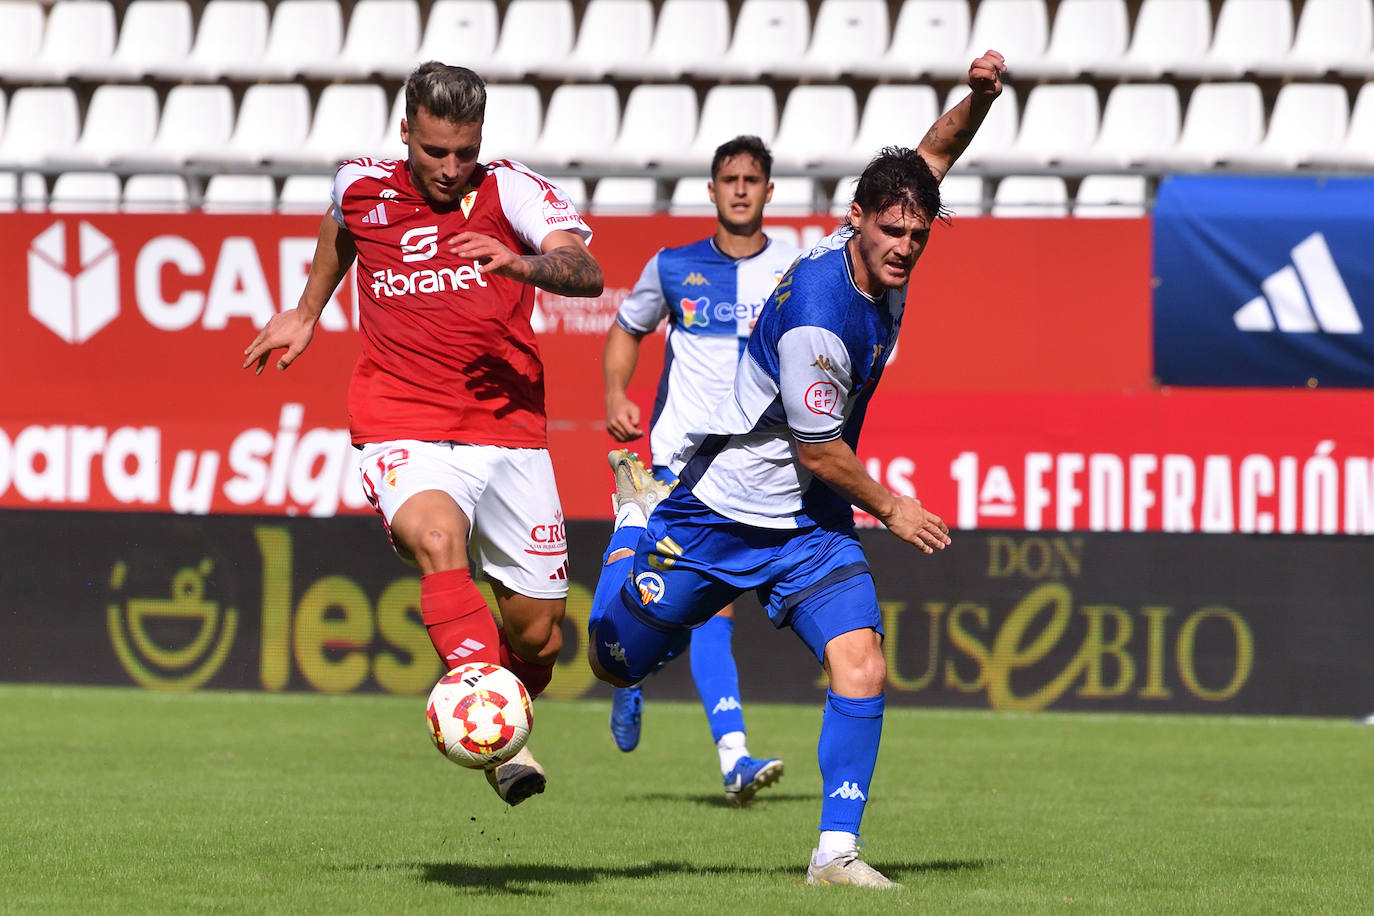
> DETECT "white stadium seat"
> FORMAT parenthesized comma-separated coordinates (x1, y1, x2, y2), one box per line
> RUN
(76, 0, 193, 80)
(154, 0, 269, 80)
(939, 173, 987, 218)
(975, 84, 1098, 169)
(224, 0, 343, 80)
(616, 0, 730, 79)
(1172, 0, 1294, 79)
(0, 88, 81, 167)
(0, 1, 45, 77)
(484, 0, 574, 80)
(123, 85, 236, 167)
(820, 84, 940, 173)
(49, 171, 122, 213)
(202, 174, 277, 213)
(1259, 0, 1374, 78)
(991, 175, 1068, 218)
(770, 0, 889, 80)
(296, 83, 390, 166)
(123, 174, 191, 213)
(1154, 83, 1266, 171)
(830, 175, 858, 218)
(1057, 84, 1181, 171)
(0, 171, 49, 212)
(277, 174, 334, 213)
(1308, 82, 1374, 169)
(1097, 0, 1211, 79)
(771, 86, 859, 171)
(1073, 175, 1148, 218)
(766, 177, 819, 216)
(531, 84, 621, 170)
(668, 177, 715, 216)
(850, 0, 971, 79)
(316, 0, 421, 79)
(413, 0, 499, 77)
(1027, 0, 1129, 78)
(218, 84, 313, 165)
(55, 85, 160, 168)
(590, 176, 660, 214)
(964, 0, 1048, 77)
(552, 0, 654, 80)
(688, 0, 811, 80)
(478, 84, 544, 164)
(1224, 83, 1350, 170)
(7, 0, 116, 81)
(601, 84, 699, 169)
(658, 85, 778, 171)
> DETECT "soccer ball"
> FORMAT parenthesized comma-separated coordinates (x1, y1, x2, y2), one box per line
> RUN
(425, 662, 533, 769)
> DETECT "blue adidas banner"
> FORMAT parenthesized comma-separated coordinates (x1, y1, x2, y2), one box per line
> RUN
(1153, 175, 1374, 387)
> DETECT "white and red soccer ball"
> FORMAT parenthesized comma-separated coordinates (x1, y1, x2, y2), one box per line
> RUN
(426, 662, 533, 769)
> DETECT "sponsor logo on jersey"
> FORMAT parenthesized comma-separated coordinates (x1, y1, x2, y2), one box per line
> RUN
(380, 189, 399, 200)
(1233, 232, 1361, 334)
(634, 571, 666, 605)
(28, 220, 120, 343)
(525, 514, 567, 557)
(681, 296, 711, 328)
(828, 781, 866, 800)
(400, 225, 439, 262)
(370, 263, 490, 298)
(540, 188, 582, 225)
(683, 272, 710, 286)
(811, 354, 835, 372)
(804, 381, 840, 415)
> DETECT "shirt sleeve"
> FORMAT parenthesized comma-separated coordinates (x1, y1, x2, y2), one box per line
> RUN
(777, 324, 853, 443)
(616, 251, 669, 334)
(492, 162, 593, 252)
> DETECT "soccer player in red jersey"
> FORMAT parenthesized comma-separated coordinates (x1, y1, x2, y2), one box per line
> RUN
(242, 62, 604, 806)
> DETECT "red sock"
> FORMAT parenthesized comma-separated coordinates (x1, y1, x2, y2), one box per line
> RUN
(421, 568, 500, 670)
(499, 630, 555, 698)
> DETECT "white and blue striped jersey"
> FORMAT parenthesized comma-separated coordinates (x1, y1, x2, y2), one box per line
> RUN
(616, 236, 801, 467)
(670, 231, 905, 530)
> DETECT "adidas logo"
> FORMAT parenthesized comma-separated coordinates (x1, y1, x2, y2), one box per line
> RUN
(828, 781, 867, 801)
(711, 696, 742, 715)
(361, 202, 389, 226)
(548, 560, 569, 581)
(683, 271, 710, 286)
(444, 638, 487, 661)
(1233, 232, 1361, 334)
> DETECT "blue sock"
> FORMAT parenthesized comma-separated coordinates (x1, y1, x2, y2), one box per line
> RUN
(817, 689, 884, 834)
(588, 524, 642, 635)
(690, 615, 745, 742)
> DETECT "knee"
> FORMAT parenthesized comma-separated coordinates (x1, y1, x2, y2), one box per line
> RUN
(826, 646, 887, 697)
(504, 601, 564, 665)
(406, 526, 463, 570)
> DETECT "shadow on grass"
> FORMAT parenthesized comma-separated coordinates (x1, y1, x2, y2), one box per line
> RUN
(633, 790, 815, 808)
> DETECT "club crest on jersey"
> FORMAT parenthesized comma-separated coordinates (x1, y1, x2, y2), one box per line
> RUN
(459, 188, 477, 218)
(680, 297, 710, 328)
(683, 272, 710, 286)
(634, 571, 666, 605)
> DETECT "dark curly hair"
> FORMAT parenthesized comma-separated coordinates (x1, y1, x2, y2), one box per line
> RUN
(844, 146, 950, 229)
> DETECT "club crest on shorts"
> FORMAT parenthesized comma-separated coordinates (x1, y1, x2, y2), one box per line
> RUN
(634, 571, 666, 605)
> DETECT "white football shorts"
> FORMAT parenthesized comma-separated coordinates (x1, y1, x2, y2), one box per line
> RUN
(358, 440, 569, 599)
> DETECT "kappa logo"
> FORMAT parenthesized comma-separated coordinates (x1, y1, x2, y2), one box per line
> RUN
(28, 220, 121, 343)
(680, 296, 711, 328)
(1233, 232, 1362, 334)
(828, 781, 867, 801)
(683, 272, 710, 286)
(711, 696, 741, 715)
(604, 641, 628, 664)
(811, 354, 835, 372)
(400, 225, 439, 262)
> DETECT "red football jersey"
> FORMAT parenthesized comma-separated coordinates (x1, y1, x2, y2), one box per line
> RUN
(331, 157, 592, 447)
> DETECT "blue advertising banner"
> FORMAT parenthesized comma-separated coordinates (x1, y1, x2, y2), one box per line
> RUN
(1153, 175, 1374, 387)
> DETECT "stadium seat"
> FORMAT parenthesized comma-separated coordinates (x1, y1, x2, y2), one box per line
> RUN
(152, 0, 268, 80)
(1073, 174, 1148, 218)
(479, 84, 544, 164)
(1172, 0, 1294, 79)
(531, 84, 621, 170)
(7, 0, 116, 82)
(819, 84, 940, 173)
(991, 175, 1068, 217)
(0, 88, 81, 167)
(944, 84, 1019, 168)
(119, 85, 235, 167)
(615, 0, 730, 79)
(939, 173, 987, 217)
(687, 0, 811, 79)
(1154, 82, 1266, 171)
(223, 0, 342, 80)
(1096, 0, 1210, 79)
(1258, 0, 1374, 78)
(770, 0, 889, 79)
(0, 171, 48, 212)
(668, 176, 716, 216)
(765, 177, 819, 216)
(829, 175, 858, 217)
(601, 84, 699, 169)
(1056, 84, 1181, 171)
(657, 86, 778, 171)
(589, 176, 660, 214)
(122, 173, 191, 213)
(377, 89, 406, 158)
(201, 174, 277, 213)
(54, 85, 160, 168)
(975, 85, 1095, 169)
(313, 0, 420, 79)
(1026, 0, 1128, 78)
(412, 0, 498, 77)
(294, 83, 390, 166)
(551, 0, 654, 79)
(1224, 83, 1350, 170)
(1307, 82, 1374, 169)
(771, 86, 859, 171)
(277, 174, 334, 213)
(545, 176, 589, 209)
(75, 0, 193, 80)
(964, 0, 1048, 76)
(216, 84, 313, 165)
(848, 0, 971, 80)
(49, 171, 122, 213)
(484, 0, 574, 80)
(0, 1, 45, 78)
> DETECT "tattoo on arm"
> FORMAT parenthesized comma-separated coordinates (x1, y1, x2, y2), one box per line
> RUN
(522, 245, 605, 297)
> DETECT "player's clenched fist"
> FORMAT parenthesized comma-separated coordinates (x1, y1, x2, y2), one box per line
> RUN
(969, 49, 1007, 99)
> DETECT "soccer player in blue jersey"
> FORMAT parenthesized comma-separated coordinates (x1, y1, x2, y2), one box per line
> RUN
(588, 51, 1007, 887)
(599, 136, 799, 804)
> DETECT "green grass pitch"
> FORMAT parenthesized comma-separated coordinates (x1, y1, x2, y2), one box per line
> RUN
(1, 684, 1370, 914)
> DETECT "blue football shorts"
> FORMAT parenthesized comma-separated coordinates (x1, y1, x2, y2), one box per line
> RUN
(592, 487, 883, 684)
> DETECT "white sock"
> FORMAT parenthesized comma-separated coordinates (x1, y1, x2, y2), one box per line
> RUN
(717, 730, 748, 774)
(812, 831, 859, 866)
(614, 503, 646, 530)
